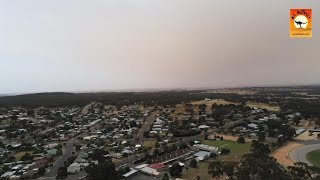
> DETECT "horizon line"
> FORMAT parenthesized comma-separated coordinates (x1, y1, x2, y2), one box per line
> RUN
(1, 83, 319, 96)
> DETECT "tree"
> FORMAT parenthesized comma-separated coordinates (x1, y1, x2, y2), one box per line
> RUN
(171, 144, 177, 151)
(117, 167, 130, 177)
(56, 167, 67, 180)
(21, 153, 33, 161)
(155, 142, 160, 148)
(90, 148, 109, 162)
(178, 141, 188, 149)
(169, 163, 183, 177)
(210, 152, 217, 159)
(190, 158, 198, 168)
(199, 104, 207, 112)
(222, 161, 238, 180)
(161, 173, 170, 180)
(153, 149, 160, 156)
(237, 136, 245, 143)
(251, 140, 270, 155)
(85, 160, 119, 180)
(27, 109, 34, 117)
(235, 141, 291, 180)
(258, 132, 266, 142)
(129, 121, 137, 127)
(293, 118, 300, 125)
(208, 161, 223, 178)
(220, 148, 230, 155)
(38, 167, 46, 175)
(143, 131, 149, 138)
(188, 141, 195, 146)
(288, 162, 316, 179)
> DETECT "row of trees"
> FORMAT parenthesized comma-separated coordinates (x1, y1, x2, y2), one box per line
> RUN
(208, 140, 320, 180)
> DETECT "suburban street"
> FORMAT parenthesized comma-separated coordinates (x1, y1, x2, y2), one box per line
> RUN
(40, 141, 75, 179)
(137, 109, 157, 141)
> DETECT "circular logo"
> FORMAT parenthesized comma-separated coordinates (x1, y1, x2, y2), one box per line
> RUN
(294, 15, 308, 29)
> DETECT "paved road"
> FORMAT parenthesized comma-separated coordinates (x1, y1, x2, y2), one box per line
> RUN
(289, 142, 320, 166)
(40, 141, 74, 179)
(137, 109, 157, 141)
(66, 171, 87, 180)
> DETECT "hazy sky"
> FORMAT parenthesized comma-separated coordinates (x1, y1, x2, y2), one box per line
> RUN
(0, 1, 319, 94)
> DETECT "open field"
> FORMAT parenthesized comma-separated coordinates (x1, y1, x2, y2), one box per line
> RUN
(191, 99, 240, 112)
(203, 140, 251, 157)
(306, 149, 320, 167)
(191, 99, 239, 106)
(245, 101, 280, 112)
(14, 151, 34, 160)
(293, 92, 320, 97)
(209, 134, 253, 142)
(172, 99, 238, 118)
(143, 139, 156, 149)
(199, 89, 257, 95)
(182, 161, 217, 180)
(295, 130, 319, 141)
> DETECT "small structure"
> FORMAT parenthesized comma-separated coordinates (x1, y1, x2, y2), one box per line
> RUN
(140, 166, 160, 176)
(309, 129, 320, 133)
(198, 125, 210, 130)
(295, 128, 305, 135)
(194, 151, 211, 161)
(122, 169, 138, 178)
(112, 153, 123, 159)
(1, 171, 15, 178)
(193, 144, 219, 154)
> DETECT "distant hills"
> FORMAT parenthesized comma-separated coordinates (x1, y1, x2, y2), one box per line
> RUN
(0, 86, 319, 108)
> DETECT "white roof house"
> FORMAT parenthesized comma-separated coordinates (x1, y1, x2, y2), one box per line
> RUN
(123, 169, 138, 178)
(198, 125, 210, 129)
(140, 167, 160, 176)
(1, 171, 16, 178)
(135, 164, 148, 169)
(67, 162, 81, 174)
(247, 123, 258, 129)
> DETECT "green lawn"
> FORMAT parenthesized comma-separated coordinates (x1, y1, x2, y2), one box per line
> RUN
(306, 149, 320, 167)
(181, 140, 251, 179)
(181, 161, 213, 180)
(203, 140, 251, 157)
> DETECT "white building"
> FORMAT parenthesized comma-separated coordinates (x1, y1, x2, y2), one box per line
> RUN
(193, 144, 219, 154)
(67, 162, 81, 174)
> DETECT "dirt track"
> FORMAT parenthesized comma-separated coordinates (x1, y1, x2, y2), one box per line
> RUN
(272, 142, 303, 166)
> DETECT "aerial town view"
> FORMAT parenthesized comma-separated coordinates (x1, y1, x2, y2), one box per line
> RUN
(0, 88, 320, 180)
(0, 0, 319, 180)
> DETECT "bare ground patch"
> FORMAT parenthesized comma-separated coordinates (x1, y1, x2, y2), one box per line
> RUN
(272, 142, 303, 167)
(246, 101, 280, 112)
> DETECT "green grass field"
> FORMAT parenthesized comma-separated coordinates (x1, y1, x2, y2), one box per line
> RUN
(306, 149, 320, 167)
(181, 140, 251, 179)
(203, 140, 251, 157)
(181, 161, 213, 180)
